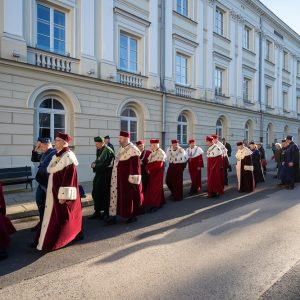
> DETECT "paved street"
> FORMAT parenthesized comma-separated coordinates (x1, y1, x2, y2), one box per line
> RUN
(0, 173, 300, 300)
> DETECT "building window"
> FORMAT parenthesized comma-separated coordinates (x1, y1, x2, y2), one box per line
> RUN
(244, 122, 249, 142)
(37, 4, 66, 55)
(120, 107, 138, 142)
(266, 40, 272, 61)
(177, 113, 188, 145)
(243, 78, 251, 101)
(176, 54, 188, 85)
(283, 51, 289, 71)
(120, 33, 138, 73)
(265, 85, 272, 108)
(215, 67, 224, 96)
(176, 0, 188, 17)
(243, 26, 251, 50)
(297, 97, 300, 114)
(215, 7, 224, 36)
(283, 91, 288, 111)
(297, 61, 300, 77)
(38, 98, 65, 139)
(266, 124, 271, 147)
(216, 119, 223, 139)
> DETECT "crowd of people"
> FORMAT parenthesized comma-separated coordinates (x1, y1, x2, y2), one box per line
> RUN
(0, 131, 299, 260)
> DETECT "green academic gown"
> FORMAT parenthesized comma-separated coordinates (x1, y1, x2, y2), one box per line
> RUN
(92, 145, 115, 214)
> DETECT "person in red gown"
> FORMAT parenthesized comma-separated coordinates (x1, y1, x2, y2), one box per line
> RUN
(166, 139, 187, 201)
(34, 132, 83, 251)
(235, 141, 255, 193)
(206, 136, 224, 198)
(186, 139, 204, 195)
(0, 183, 16, 260)
(144, 139, 166, 212)
(108, 131, 144, 224)
(136, 140, 151, 194)
(212, 134, 229, 186)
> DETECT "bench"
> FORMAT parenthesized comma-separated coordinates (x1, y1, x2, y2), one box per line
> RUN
(0, 166, 33, 191)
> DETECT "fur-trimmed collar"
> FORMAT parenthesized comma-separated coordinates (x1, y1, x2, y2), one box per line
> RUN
(186, 146, 204, 158)
(118, 143, 141, 161)
(166, 146, 187, 163)
(207, 144, 222, 158)
(148, 148, 166, 163)
(235, 147, 253, 161)
(47, 150, 78, 174)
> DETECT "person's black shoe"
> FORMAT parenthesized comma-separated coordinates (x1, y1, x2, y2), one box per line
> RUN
(126, 216, 137, 224)
(89, 212, 101, 220)
(75, 231, 84, 241)
(31, 221, 41, 232)
(285, 186, 294, 190)
(0, 250, 8, 260)
(106, 216, 117, 225)
(149, 207, 158, 213)
(28, 242, 37, 249)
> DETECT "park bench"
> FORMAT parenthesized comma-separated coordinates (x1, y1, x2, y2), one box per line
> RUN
(0, 166, 33, 191)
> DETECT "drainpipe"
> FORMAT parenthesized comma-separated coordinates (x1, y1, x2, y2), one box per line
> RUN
(160, 0, 166, 150)
(259, 15, 264, 143)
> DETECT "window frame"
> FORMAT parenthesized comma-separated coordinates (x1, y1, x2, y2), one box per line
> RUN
(243, 77, 251, 101)
(36, 97, 66, 140)
(36, 2, 67, 55)
(175, 53, 188, 85)
(297, 97, 300, 114)
(266, 40, 272, 61)
(283, 91, 288, 111)
(120, 107, 138, 143)
(216, 119, 223, 139)
(176, 0, 188, 17)
(215, 7, 224, 36)
(215, 67, 224, 96)
(265, 85, 272, 108)
(283, 51, 289, 71)
(119, 32, 139, 74)
(177, 113, 188, 145)
(243, 26, 251, 50)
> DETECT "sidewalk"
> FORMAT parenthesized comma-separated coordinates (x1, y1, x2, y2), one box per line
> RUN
(4, 169, 195, 219)
(4, 160, 273, 220)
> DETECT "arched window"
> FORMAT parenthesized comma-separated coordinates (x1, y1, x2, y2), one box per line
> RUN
(120, 107, 138, 142)
(244, 120, 253, 142)
(177, 113, 188, 145)
(266, 123, 274, 147)
(284, 125, 289, 138)
(38, 98, 65, 139)
(216, 119, 223, 139)
(266, 125, 270, 146)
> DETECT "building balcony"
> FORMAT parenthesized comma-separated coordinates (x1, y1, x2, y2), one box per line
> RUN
(117, 69, 147, 88)
(27, 47, 79, 73)
(175, 84, 195, 98)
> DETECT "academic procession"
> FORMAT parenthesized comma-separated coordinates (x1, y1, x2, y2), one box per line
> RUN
(1, 130, 299, 260)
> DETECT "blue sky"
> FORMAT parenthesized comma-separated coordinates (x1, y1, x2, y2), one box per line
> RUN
(260, 0, 300, 35)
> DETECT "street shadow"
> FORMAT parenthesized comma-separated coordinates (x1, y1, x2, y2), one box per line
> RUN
(94, 181, 299, 265)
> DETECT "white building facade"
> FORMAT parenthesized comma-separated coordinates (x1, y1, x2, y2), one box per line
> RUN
(0, 0, 300, 181)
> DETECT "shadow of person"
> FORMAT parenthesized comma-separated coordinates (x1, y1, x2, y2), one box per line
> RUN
(94, 185, 298, 265)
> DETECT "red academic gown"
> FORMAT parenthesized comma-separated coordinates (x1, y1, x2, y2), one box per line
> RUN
(187, 146, 204, 191)
(140, 150, 151, 193)
(144, 148, 166, 208)
(0, 183, 16, 251)
(110, 143, 144, 219)
(236, 148, 255, 193)
(166, 146, 187, 201)
(207, 144, 224, 197)
(35, 147, 82, 251)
